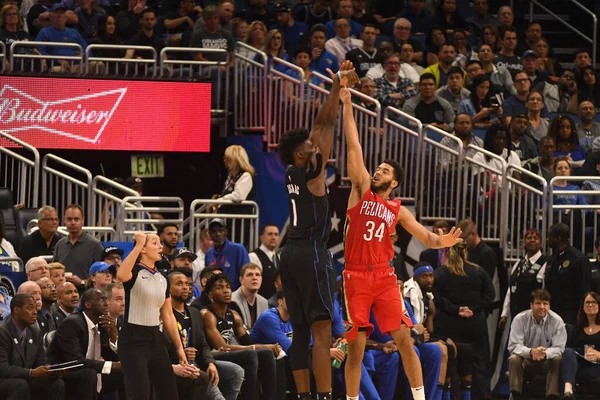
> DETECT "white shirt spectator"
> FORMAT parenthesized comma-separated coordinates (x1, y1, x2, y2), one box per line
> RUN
(366, 62, 420, 83)
(403, 277, 433, 324)
(220, 171, 253, 202)
(508, 309, 566, 360)
(324, 36, 362, 64)
(0, 238, 19, 271)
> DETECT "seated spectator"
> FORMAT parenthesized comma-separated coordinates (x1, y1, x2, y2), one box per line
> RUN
(293, 0, 333, 28)
(53, 204, 104, 282)
(525, 89, 549, 142)
(345, 24, 377, 78)
(52, 281, 79, 326)
(465, 59, 483, 87)
(533, 38, 562, 78)
(452, 28, 474, 69)
(102, 246, 123, 270)
(25, 257, 49, 282)
(48, 288, 124, 399)
(85, 262, 115, 291)
(232, 17, 248, 42)
(534, 69, 578, 114)
(480, 23, 502, 53)
(308, 24, 339, 77)
(521, 50, 549, 87)
(373, 53, 419, 110)
(205, 218, 250, 291)
(496, 6, 523, 47)
(507, 289, 566, 400)
(573, 48, 593, 86)
(577, 65, 600, 111)
(466, 0, 499, 38)
(495, 26, 523, 77)
(458, 74, 502, 128)
(365, 40, 396, 80)
(324, 0, 361, 39)
(504, 71, 549, 125)
(0, 281, 11, 322)
(192, 228, 213, 286)
(201, 273, 284, 399)
(104, 282, 124, 330)
(124, 8, 165, 61)
(0, 218, 18, 273)
(284, 46, 325, 114)
(509, 113, 538, 163)
(17, 206, 61, 266)
(217, 1, 235, 33)
(164, 0, 200, 46)
(267, 270, 282, 309)
(248, 225, 280, 300)
(523, 136, 556, 188)
(548, 115, 586, 164)
(439, 113, 483, 168)
(576, 101, 600, 153)
(499, 229, 546, 330)
(257, 28, 290, 72)
(272, 4, 308, 57)
(399, 42, 424, 76)
(351, 0, 377, 28)
(433, 241, 495, 399)
(472, 123, 521, 186)
(0, 293, 65, 399)
(476, 44, 515, 97)
(115, 0, 144, 42)
(190, 267, 225, 312)
(237, 20, 266, 59)
(545, 223, 592, 325)
(354, 76, 379, 111)
(167, 270, 240, 400)
(433, 0, 467, 37)
(390, 18, 423, 64)
(36, 277, 57, 336)
(424, 26, 446, 67)
(423, 43, 461, 88)
(399, 0, 433, 36)
(231, 263, 268, 330)
(404, 73, 455, 131)
(436, 66, 471, 114)
(26, 0, 54, 40)
(0, 4, 36, 70)
(73, 0, 106, 43)
(419, 221, 451, 270)
(171, 248, 201, 302)
(561, 291, 600, 398)
(324, 17, 362, 65)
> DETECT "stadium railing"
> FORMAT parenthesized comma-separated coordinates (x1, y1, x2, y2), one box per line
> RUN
(418, 125, 463, 224)
(0, 131, 40, 208)
(383, 107, 423, 205)
(0, 41, 5, 72)
(41, 153, 93, 223)
(501, 165, 548, 264)
(10, 41, 84, 74)
(549, 176, 600, 256)
(85, 44, 157, 76)
(234, 43, 268, 137)
(187, 199, 260, 254)
(26, 220, 118, 242)
(90, 175, 140, 229)
(116, 196, 184, 241)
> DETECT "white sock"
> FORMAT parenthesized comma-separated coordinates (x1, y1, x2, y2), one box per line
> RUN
(411, 386, 425, 400)
(346, 396, 359, 400)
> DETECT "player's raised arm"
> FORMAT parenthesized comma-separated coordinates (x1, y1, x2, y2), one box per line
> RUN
(397, 206, 463, 249)
(340, 87, 371, 190)
(309, 61, 359, 173)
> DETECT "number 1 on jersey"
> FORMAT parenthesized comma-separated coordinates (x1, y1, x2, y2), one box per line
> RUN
(363, 221, 385, 242)
(291, 199, 298, 227)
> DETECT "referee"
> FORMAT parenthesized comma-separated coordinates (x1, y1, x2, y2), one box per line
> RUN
(116, 231, 187, 399)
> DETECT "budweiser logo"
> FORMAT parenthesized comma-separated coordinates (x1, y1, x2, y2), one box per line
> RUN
(0, 85, 127, 143)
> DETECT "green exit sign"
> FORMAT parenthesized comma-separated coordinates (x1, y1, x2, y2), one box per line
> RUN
(131, 154, 165, 178)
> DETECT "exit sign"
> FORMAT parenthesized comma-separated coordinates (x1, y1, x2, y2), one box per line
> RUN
(131, 154, 165, 178)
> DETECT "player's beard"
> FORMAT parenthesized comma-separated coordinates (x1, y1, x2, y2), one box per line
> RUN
(370, 179, 391, 194)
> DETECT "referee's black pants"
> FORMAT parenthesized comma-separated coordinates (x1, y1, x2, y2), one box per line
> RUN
(119, 324, 177, 400)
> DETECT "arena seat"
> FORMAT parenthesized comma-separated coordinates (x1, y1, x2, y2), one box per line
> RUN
(16, 208, 39, 238)
(0, 188, 19, 247)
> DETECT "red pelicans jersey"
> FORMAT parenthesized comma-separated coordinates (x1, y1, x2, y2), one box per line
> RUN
(344, 189, 401, 267)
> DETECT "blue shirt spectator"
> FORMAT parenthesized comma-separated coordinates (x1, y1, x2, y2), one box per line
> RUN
(0, 286, 11, 322)
(58, 0, 109, 10)
(251, 308, 293, 352)
(36, 5, 89, 56)
(503, 95, 549, 119)
(324, 19, 361, 40)
(309, 49, 338, 77)
(205, 239, 250, 291)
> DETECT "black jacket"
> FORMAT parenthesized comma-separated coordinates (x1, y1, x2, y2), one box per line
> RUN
(50, 302, 69, 327)
(0, 316, 46, 380)
(47, 311, 119, 372)
(165, 305, 215, 370)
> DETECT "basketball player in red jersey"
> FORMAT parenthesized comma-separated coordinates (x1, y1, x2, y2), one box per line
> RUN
(339, 87, 463, 400)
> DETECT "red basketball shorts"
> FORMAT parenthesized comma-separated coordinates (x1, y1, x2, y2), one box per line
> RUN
(341, 264, 413, 341)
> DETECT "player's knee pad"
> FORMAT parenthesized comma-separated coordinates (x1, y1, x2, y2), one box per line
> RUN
(290, 323, 311, 371)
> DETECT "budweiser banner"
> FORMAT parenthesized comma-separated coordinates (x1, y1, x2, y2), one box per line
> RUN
(0, 76, 211, 152)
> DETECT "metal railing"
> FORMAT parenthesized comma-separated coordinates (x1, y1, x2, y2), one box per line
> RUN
(188, 199, 259, 253)
(0, 131, 40, 207)
(0, 41, 5, 72)
(116, 196, 184, 241)
(26, 220, 118, 242)
(86, 44, 156, 76)
(0, 256, 24, 272)
(418, 125, 463, 223)
(90, 175, 140, 228)
(234, 43, 268, 136)
(41, 154, 93, 222)
(383, 107, 423, 204)
(528, 0, 597, 65)
(266, 57, 305, 151)
(10, 41, 83, 74)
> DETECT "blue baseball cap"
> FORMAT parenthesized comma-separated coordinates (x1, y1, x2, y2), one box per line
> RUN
(89, 261, 116, 276)
(50, 3, 67, 12)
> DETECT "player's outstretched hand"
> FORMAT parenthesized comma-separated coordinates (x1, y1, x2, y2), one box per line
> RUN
(326, 61, 359, 88)
(438, 227, 463, 248)
(340, 87, 352, 105)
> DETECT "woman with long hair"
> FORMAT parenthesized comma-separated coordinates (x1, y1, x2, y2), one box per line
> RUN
(85, 262, 115, 291)
(433, 241, 495, 399)
(480, 24, 502, 53)
(116, 231, 187, 399)
(238, 20, 266, 59)
(533, 38, 563, 78)
(215, 144, 256, 203)
(577, 65, 600, 111)
(458, 74, 502, 128)
(561, 291, 600, 398)
(0, 4, 39, 70)
(548, 114, 586, 164)
(257, 28, 290, 73)
(525, 89, 549, 141)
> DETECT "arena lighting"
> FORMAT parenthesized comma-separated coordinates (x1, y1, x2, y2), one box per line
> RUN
(0, 76, 211, 152)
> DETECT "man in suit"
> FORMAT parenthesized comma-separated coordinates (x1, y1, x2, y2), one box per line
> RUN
(48, 289, 124, 400)
(419, 221, 451, 270)
(51, 282, 80, 327)
(231, 264, 269, 329)
(0, 293, 65, 399)
(248, 225, 280, 300)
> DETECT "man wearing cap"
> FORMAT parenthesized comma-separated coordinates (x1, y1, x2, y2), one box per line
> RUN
(273, 3, 308, 57)
(52, 282, 80, 326)
(248, 225, 280, 300)
(205, 219, 250, 292)
(88, 262, 117, 292)
(170, 247, 202, 302)
(509, 113, 538, 163)
(521, 50, 549, 87)
(102, 247, 123, 270)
